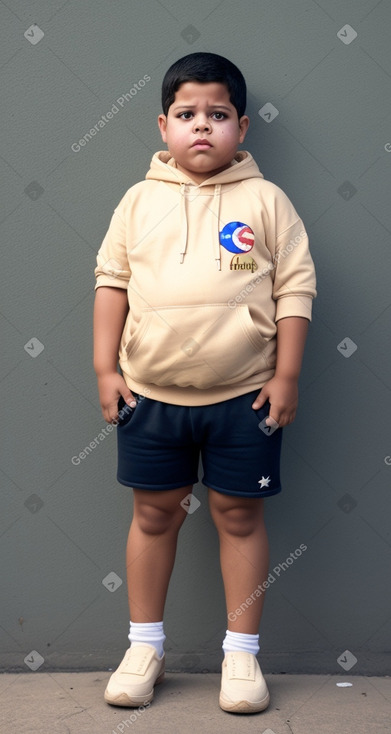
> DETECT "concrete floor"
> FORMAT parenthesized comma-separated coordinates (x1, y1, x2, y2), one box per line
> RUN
(1, 671, 391, 734)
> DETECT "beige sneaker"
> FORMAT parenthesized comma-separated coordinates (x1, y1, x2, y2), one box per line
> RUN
(104, 644, 165, 707)
(219, 651, 270, 713)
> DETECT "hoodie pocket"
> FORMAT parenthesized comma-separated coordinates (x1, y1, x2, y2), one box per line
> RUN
(124, 304, 270, 389)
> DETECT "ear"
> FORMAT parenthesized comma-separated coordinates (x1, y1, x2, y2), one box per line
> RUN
(238, 115, 250, 143)
(158, 114, 167, 143)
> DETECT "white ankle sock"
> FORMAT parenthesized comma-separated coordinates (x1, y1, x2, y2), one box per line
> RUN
(128, 621, 166, 658)
(222, 630, 260, 656)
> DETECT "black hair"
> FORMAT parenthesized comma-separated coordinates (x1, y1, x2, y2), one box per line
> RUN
(161, 52, 246, 118)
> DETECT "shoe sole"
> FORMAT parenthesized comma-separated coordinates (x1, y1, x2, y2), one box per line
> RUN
(219, 690, 270, 714)
(104, 671, 165, 707)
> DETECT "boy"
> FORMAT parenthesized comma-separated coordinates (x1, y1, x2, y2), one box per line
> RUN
(93, 52, 316, 714)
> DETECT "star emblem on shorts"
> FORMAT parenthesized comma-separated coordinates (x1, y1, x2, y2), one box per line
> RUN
(258, 476, 271, 488)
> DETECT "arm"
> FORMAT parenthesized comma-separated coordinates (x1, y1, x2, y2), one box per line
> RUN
(93, 286, 136, 423)
(252, 316, 309, 427)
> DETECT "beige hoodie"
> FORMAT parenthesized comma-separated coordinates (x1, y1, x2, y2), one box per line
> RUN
(95, 151, 317, 406)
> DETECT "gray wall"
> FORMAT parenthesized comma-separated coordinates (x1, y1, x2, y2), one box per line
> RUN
(1, 0, 390, 676)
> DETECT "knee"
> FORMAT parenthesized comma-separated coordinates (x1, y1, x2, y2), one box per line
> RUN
(214, 505, 262, 538)
(135, 503, 183, 536)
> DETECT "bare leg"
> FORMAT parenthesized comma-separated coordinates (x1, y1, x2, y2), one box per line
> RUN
(126, 486, 192, 622)
(208, 490, 269, 634)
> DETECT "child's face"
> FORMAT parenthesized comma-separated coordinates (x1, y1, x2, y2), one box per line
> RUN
(158, 81, 249, 183)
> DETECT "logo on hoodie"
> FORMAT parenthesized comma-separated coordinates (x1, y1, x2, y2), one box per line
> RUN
(230, 254, 258, 273)
(219, 222, 255, 254)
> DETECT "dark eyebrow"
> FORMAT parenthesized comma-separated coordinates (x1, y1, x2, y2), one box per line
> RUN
(172, 104, 232, 111)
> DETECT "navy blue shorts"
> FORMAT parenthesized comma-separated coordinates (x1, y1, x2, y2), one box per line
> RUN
(116, 389, 283, 498)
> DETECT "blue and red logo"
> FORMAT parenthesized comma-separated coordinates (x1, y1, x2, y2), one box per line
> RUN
(219, 221, 255, 254)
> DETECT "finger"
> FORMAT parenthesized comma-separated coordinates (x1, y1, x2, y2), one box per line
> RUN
(270, 409, 295, 428)
(252, 390, 268, 410)
(265, 416, 281, 428)
(124, 391, 137, 408)
(107, 407, 120, 425)
(103, 410, 116, 425)
(104, 402, 121, 425)
(265, 408, 281, 428)
(286, 410, 296, 425)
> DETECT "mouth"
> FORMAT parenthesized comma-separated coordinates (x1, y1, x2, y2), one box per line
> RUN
(192, 139, 212, 149)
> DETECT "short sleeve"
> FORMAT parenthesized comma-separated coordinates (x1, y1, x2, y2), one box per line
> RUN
(273, 218, 317, 322)
(94, 208, 131, 290)
(263, 185, 316, 322)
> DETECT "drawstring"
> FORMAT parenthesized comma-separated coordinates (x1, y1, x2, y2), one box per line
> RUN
(179, 183, 188, 264)
(178, 183, 222, 270)
(212, 184, 222, 270)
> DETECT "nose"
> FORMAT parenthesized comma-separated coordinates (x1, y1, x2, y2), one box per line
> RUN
(193, 115, 211, 133)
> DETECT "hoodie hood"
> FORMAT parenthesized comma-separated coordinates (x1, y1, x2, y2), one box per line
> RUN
(145, 151, 264, 269)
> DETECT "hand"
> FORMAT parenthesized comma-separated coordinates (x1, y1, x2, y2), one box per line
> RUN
(97, 372, 137, 424)
(252, 376, 299, 427)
